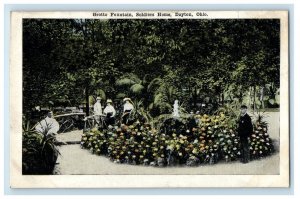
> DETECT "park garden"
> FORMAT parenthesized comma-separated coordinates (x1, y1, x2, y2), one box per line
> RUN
(22, 19, 280, 174)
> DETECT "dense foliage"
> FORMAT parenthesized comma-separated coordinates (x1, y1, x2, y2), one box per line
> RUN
(23, 19, 280, 118)
(22, 119, 60, 174)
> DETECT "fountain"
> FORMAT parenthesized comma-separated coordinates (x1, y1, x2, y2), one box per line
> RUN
(172, 100, 180, 118)
(159, 100, 198, 136)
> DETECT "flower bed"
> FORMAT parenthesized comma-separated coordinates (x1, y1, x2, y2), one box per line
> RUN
(80, 113, 275, 166)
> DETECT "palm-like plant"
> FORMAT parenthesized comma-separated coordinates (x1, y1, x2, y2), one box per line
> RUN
(22, 117, 60, 174)
(215, 101, 241, 123)
(127, 99, 152, 124)
(253, 110, 269, 128)
(148, 77, 181, 116)
(116, 73, 145, 97)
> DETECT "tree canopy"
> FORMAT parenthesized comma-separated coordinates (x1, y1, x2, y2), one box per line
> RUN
(23, 19, 280, 117)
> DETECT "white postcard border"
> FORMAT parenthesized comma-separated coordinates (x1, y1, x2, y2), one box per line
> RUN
(10, 10, 289, 188)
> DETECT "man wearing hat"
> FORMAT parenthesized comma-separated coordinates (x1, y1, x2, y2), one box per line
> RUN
(104, 99, 116, 126)
(237, 105, 253, 163)
(122, 98, 134, 124)
(93, 97, 103, 126)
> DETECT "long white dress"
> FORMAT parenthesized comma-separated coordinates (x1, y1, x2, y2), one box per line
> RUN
(93, 101, 103, 115)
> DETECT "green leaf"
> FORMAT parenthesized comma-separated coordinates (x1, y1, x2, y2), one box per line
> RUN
(130, 84, 144, 94)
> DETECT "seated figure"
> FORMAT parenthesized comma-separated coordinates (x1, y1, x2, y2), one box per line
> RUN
(122, 98, 134, 125)
(103, 99, 116, 127)
(35, 111, 60, 136)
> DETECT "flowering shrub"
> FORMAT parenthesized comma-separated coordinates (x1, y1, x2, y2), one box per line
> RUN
(81, 113, 275, 166)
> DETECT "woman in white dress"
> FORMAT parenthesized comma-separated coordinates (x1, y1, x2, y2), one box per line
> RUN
(122, 98, 134, 124)
(103, 99, 116, 126)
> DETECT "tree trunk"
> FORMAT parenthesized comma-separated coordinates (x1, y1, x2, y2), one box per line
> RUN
(253, 85, 256, 113)
(193, 87, 197, 109)
(85, 86, 90, 116)
(248, 87, 251, 109)
(188, 82, 192, 110)
(260, 86, 264, 109)
(239, 91, 243, 104)
(221, 92, 224, 105)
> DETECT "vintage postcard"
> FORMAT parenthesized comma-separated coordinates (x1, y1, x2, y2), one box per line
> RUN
(10, 10, 289, 188)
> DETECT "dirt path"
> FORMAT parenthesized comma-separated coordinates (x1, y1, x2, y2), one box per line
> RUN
(54, 144, 279, 175)
(54, 111, 280, 175)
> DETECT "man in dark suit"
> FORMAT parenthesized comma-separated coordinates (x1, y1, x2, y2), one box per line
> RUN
(237, 105, 253, 163)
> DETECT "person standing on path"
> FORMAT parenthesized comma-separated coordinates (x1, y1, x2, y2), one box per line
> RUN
(237, 105, 253, 164)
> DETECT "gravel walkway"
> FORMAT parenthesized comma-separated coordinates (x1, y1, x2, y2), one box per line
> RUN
(54, 144, 279, 175)
(56, 130, 82, 144)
